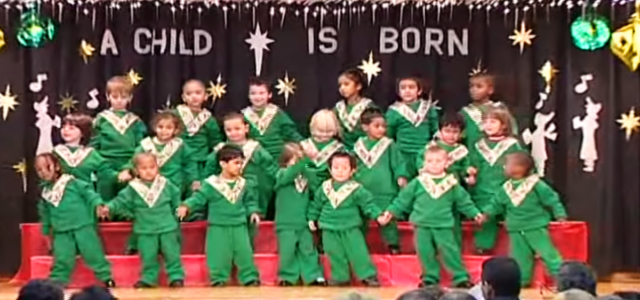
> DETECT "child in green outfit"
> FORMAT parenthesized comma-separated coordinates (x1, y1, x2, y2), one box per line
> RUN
(334, 69, 378, 150)
(35, 153, 114, 288)
(483, 152, 567, 287)
(178, 145, 261, 287)
(353, 108, 408, 254)
(300, 109, 345, 192)
(381, 146, 482, 288)
(101, 153, 185, 288)
(274, 143, 326, 286)
(307, 152, 385, 287)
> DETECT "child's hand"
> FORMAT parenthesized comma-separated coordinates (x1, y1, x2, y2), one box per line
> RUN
(467, 167, 477, 176)
(176, 206, 189, 220)
(304, 148, 318, 160)
(250, 213, 261, 224)
(191, 181, 202, 191)
(308, 221, 317, 231)
(474, 214, 486, 225)
(118, 170, 132, 182)
(465, 175, 476, 186)
(397, 177, 408, 188)
(97, 205, 110, 219)
(556, 217, 567, 223)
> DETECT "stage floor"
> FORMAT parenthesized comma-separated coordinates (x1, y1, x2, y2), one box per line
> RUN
(1, 284, 639, 300)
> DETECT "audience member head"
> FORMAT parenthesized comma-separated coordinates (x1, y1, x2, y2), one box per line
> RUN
(69, 286, 117, 300)
(555, 289, 597, 300)
(17, 279, 64, 300)
(599, 295, 623, 300)
(440, 291, 477, 300)
(396, 286, 444, 300)
(614, 291, 640, 300)
(481, 256, 521, 299)
(557, 261, 597, 296)
(336, 291, 379, 300)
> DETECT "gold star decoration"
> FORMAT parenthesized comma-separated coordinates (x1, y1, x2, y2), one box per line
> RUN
(509, 21, 536, 54)
(207, 74, 227, 103)
(158, 95, 172, 112)
(618, 107, 640, 141)
(126, 69, 142, 86)
(538, 61, 559, 94)
(0, 84, 18, 121)
(469, 59, 487, 77)
(79, 40, 95, 64)
(275, 72, 296, 106)
(13, 158, 26, 193)
(0, 29, 5, 51)
(58, 93, 78, 114)
(358, 51, 382, 85)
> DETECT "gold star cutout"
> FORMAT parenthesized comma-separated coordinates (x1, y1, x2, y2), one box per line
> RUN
(358, 51, 382, 85)
(207, 74, 227, 103)
(58, 93, 78, 114)
(538, 61, 559, 94)
(126, 69, 142, 86)
(79, 40, 95, 64)
(509, 21, 536, 54)
(469, 59, 487, 77)
(618, 107, 640, 141)
(0, 85, 18, 121)
(13, 158, 26, 193)
(275, 72, 296, 106)
(158, 95, 172, 112)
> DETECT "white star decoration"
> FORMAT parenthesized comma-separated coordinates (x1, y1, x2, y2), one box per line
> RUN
(245, 24, 274, 76)
(358, 52, 381, 85)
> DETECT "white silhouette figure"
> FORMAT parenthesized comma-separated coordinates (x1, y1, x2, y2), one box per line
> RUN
(572, 97, 601, 173)
(522, 112, 557, 177)
(34, 97, 61, 155)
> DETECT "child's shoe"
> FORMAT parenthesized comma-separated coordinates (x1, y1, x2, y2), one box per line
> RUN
(389, 246, 400, 255)
(210, 281, 226, 287)
(474, 248, 488, 255)
(454, 281, 473, 289)
(328, 280, 350, 287)
(243, 280, 260, 287)
(125, 248, 138, 255)
(169, 280, 184, 288)
(419, 281, 437, 288)
(278, 280, 295, 287)
(362, 277, 380, 287)
(309, 278, 327, 286)
(133, 281, 153, 289)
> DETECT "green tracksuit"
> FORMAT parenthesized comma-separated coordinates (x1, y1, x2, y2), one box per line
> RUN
(459, 101, 519, 150)
(53, 145, 118, 186)
(484, 175, 567, 286)
(334, 99, 377, 150)
(173, 105, 223, 179)
(242, 104, 304, 160)
(299, 138, 344, 193)
(38, 175, 112, 284)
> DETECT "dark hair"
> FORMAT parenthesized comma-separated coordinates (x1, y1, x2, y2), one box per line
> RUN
(396, 287, 444, 300)
(600, 296, 624, 300)
(339, 68, 366, 91)
(151, 111, 183, 136)
(440, 292, 476, 300)
(35, 153, 63, 179)
(397, 76, 428, 95)
(249, 77, 271, 91)
(506, 151, 535, 175)
(470, 73, 496, 87)
(217, 144, 245, 162)
(613, 292, 640, 300)
(63, 113, 93, 145)
(481, 256, 521, 297)
(557, 261, 597, 296)
(328, 151, 356, 170)
(69, 286, 117, 300)
(223, 112, 248, 124)
(17, 279, 64, 300)
(439, 112, 465, 131)
(131, 152, 158, 177)
(182, 79, 206, 92)
(360, 107, 385, 125)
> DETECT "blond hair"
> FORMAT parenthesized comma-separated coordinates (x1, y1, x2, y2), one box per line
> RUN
(309, 109, 341, 139)
(279, 142, 303, 167)
(131, 153, 158, 177)
(106, 76, 133, 96)
(483, 107, 515, 137)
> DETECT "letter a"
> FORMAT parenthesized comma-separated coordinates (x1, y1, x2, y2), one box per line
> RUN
(100, 29, 119, 56)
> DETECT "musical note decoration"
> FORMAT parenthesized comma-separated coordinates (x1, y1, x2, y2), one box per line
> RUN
(13, 158, 27, 193)
(86, 89, 99, 110)
(618, 107, 640, 141)
(574, 74, 594, 94)
(611, 0, 640, 71)
(29, 73, 48, 93)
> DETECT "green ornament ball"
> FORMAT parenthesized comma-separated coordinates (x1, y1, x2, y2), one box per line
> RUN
(17, 10, 56, 48)
(571, 15, 611, 51)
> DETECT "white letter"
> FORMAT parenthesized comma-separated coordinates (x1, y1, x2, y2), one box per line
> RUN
(151, 29, 167, 55)
(425, 28, 443, 55)
(133, 28, 151, 55)
(308, 27, 315, 54)
(179, 31, 193, 55)
(318, 27, 338, 54)
(169, 28, 177, 55)
(379, 27, 398, 53)
(448, 29, 468, 56)
(402, 27, 420, 54)
(194, 29, 212, 55)
(100, 29, 119, 55)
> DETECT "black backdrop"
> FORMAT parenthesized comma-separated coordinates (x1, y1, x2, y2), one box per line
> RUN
(0, 0, 639, 278)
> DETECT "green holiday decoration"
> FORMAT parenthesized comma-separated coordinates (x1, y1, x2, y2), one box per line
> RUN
(571, 14, 611, 51)
(16, 10, 56, 48)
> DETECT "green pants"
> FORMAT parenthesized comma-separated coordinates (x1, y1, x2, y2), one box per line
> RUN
(402, 151, 419, 178)
(277, 228, 324, 284)
(50, 226, 112, 284)
(362, 195, 399, 249)
(97, 156, 129, 201)
(509, 228, 563, 286)
(453, 213, 463, 247)
(474, 197, 499, 251)
(137, 231, 184, 285)
(322, 228, 377, 283)
(206, 224, 259, 285)
(415, 226, 469, 285)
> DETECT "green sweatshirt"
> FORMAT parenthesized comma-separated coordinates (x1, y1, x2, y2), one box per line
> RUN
(352, 137, 408, 198)
(129, 137, 198, 190)
(416, 140, 471, 180)
(107, 176, 181, 234)
(173, 105, 223, 166)
(90, 110, 147, 159)
(307, 180, 382, 230)
(469, 137, 523, 203)
(300, 138, 344, 193)
(183, 176, 260, 226)
(385, 99, 440, 154)
(242, 104, 303, 159)
(387, 173, 480, 228)
(53, 145, 118, 183)
(274, 158, 315, 229)
(38, 175, 102, 235)
(334, 99, 377, 149)
(459, 101, 519, 149)
(484, 175, 567, 232)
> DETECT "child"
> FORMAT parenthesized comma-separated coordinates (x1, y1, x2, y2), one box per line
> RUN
(35, 153, 114, 288)
(177, 145, 261, 287)
(334, 69, 378, 150)
(483, 152, 567, 287)
(385, 76, 439, 177)
(274, 143, 325, 286)
(174, 79, 223, 180)
(53, 113, 118, 186)
(300, 109, 344, 192)
(469, 107, 523, 254)
(101, 153, 184, 288)
(353, 108, 408, 254)
(307, 152, 385, 287)
(381, 146, 482, 288)
(242, 77, 303, 159)
(91, 76, 147, 200)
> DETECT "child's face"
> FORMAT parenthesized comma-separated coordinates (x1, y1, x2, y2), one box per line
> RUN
(440, 125, 461, 145)
(363, 117, 386, 139)
(424, 151, 449, 175)
(35, 157, 59, 182)
(136, 156, 159, 181)
(107, 92, 131, 110)
(248, 85, 271, 108)
(182, 82, 206, 108)
(469, 77, 494, 102)
(483, 117, 505, 137)
(60, 123, 82, 144)
(155, 119, 177, 141)
(338, 75, 361, 99)
(398, 79, 421, 102)
(330, 157, 354, 182)
(220, 157, 244, 177)
(224, 119, 249, 143)
(504, 156, 527, 179)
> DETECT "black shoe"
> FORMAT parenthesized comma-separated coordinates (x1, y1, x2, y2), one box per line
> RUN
(278, 280, 294, 287)
(454, 281, 473, 289)
(475, 248, 488, 255)
(389, 246, 400, 255)
(309, 278, 327, 286)
(328, 280, 350, 287)
(418, 281, 437, 288)
(125, 248, 138, 255)
(210, 281, 226, 287)
(243, 280, 260, 287)
(169, 280, 184, 288)
(362, 277, 380, 287)
(133, 281, 154, 289)
(104, 279, 116, 288)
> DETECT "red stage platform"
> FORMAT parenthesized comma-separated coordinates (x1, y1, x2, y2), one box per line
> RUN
(14, 221, 588, 287)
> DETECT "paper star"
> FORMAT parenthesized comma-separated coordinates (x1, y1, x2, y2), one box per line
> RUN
(126, 69, 142, 86)
(358, 52, 381, 85)
(159, 95, 172, 112)
(13, 158, 26, 193)
(207, 74, 227, 103)
(0, 85, 18, 120)
(469, 59, 487, 76)
(245, 24, 274, 76)
(275, 72, 296, 106)
(538, 61, 559, 93)
(509, 21, 536, 54)
(58, 93, 78, 114)
(79, 40, 95, 64)
(618, 107, 640, 141)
